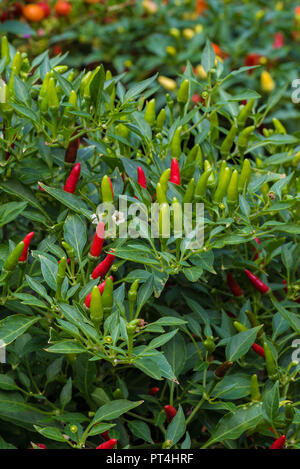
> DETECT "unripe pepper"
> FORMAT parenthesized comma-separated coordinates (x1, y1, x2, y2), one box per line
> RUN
(159, 169, 170, 192)
(261, 70, 275, 93)
(1, 36, 10, 66)
(284, 403, 295, 426)
(48, 78, 59, 112)
(244, 269, 270, 294)
(237, 99, 255, 128)
(91, 252, 115, 280)
(227, 169, 239, 205)
(79, 71, 92, 98)
(101, 175, 114, 203)
(3, 241, 24, 273)
(204, 160, 215, 188)
(148, 387, 159, 396)
(89, 222, 105, 259)
(238, 159, 251, 192)
(90, 285, 103, 327)
(144, 98, 156, 126)
(159, 203, 170, 238)
(158, 76, 177, 91)
(250, 374, 261, 401)
(213, 166, 231, 202)
(102, 276, 114, 317)
(170, 158, 181, 185)
(227, 272, 243, 297)
(62, 241, 74, 261)
(128, 279, 139, 305)
(164, 405, 177, 423)
(195, 169, 212, 198)
(65, 134, 80, 164)
(39, 72, 50, 101)
(203, 338, 216, 353)
(19, 232, 34, 263)
(177, 79, 190, 104)
(156, 108, 166, 131)
(272, 118, 286, 134)
(171, 126, 182, 159)
(137, 166, 147, 189)
(183, 178, 195, 203)
(172, 197, 182, 236)
(11, 52, 22, 75)
(269, 435, 285, 450)
(264, 341, 278, 380)
(156, 182, 168, 204)
(64, 163, 81, 194)
(56, 257, 67, 300)
(84, 277, 113, 308)
(220, 124, 238, 157)
(96, 439, 117, 449)
(237, 125, 255, 153)
(185, 144, 202, 178)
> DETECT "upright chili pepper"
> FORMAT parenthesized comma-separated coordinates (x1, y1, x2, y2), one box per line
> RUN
(252, 343, 265, 358)
(195, 169, 212, 198)
(101, 175, 114, 203)
(48, 77, 59, 113)
(227, 272, 243, 297)
(56, 257, 67, 300)
(172, 197, 182, 236)
(89, 222, 105, 260)
(102, 276, 114, 317)
(144, 98, 156, 127)
(62, 241, 75, 261)
(244, 269, 270, 294)
(164, 405, 177, 423)
(185, 144, 202, 177)
(264, 341, 278, 380)
(170, 158, 181, 185)
(159, 169, 170, 192)
(1, 36, 10, 66)
(261, 70, 275, 93)
(137, 166, 147, 189)
(91, 252, 115, 280)
(272, 118, 286, 135)
(227, 169, 239, 205)
(220, 124, 238, 158)
(237, 125, 255, 154)
(64, 163, 81, 194)
(269, 435, 286, 450)
(11, 52, 22, 75)
(148, 387, 159, 396)
(204, 160, 215, 188)
(237, 99, 255, 128)
(213, 166, 231, 203)
(156, 182, 168, 204)
(90, 285, 103, 327)
(65, 133, 80, 164)
(96, 439, 117, 449)
(84, 276, 113, 308)
(177, 79, 189, 105)
(2, 241, 24, 273)
(156, 108, 166, 131)
(171, 126, 182, 159)
(183, 178, 195, 203)
(238, 159, 251, 192)
(250, 374, 261, 401)
(19, 232, 34, 263)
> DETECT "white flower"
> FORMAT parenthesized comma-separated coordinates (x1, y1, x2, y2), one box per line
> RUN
(112, 210, 126, 226)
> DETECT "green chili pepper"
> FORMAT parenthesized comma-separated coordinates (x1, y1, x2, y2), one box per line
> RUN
(48, 78, 59, 112)
(233, 321, 248, 333)
(284, 403, 295, 426)
(195, 169, 212, 198)
(273, 118, 286, 134)
(101, 175, 114, 203)
(237, 99, 255, 128)
(227, 169, 239, 205)
(62, 241, 75, 260)
(250, 374, 261, 401)
(261, 181, 269, 199)
(177, 79, 189, 104)
(144, 98, 156, 127)
(39, 72, 50, 101)
(128, 279, 139, 304)
(126, 319, 139, 335)
(183, 178, 195, 203)
(113, 388, 123, 399)
(67, 71, 75, 83)
(166, 93, 174, 123)
(172, 197, 182, 236)
(1, 36, 10, 66)
(102, 277, 114, 318)
(204, 160, 215, 188)
(237, 125, 255, 154)
(90, 285, 103, 327)
(220, 123, 238, 158)
(116, 122, 130, 140)
(159, 203, 170, 238)
(171, 126, 182, 159)
(156, 182, 168, 204)
(56, 257, 67, 300)
(8, 72, 15, 96)
(52, 65, 68, 75)
(159, 168, 170, 192)
(79, 71, 92, 97)
(213, 166, 231, 203)
(263, 341, 278, 380)
(238, 158, 251, 192)
(185, 144, 202, 177)
(3, 241, 24, 273)
(11, 52, 22, 75)
(156, 108, 166, 131)
(203, 338, 216, 353)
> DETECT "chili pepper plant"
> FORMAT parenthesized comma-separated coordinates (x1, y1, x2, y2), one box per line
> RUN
(0, 38, 299, 450)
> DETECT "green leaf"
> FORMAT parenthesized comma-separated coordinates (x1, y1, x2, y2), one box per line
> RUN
(46, 341, 86, 354)
(0, 374, 19, 391)
(0, 20, 36, 36)
(201, 40, 216, 73)
(34, 426, 68, 443)
(0, 201, 27, 228)
(64, 214, 87, 261)
(271, 298, 300, 334)
(166, 406, 186, 446)
(91, 399, 143, 425)
(60, 378, 72, 408)
(39, 254, 58, 290)
(39, 183, 92, 219)
(125, 74, 158, 100)
(0, 315, 40, 346)
(262, 381, 280, 425)
(128, 420, 154, 444)
(226, 327, 261, 362)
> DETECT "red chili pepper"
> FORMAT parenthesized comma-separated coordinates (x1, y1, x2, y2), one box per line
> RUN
(170, 158, 181, 185)
(272, 33, 284, 49)
(270, 435, 286, 449)
(227, 273, 243, 297)
(96, 438, 117, 449)
(108, 176, 114, 199)
(253, 237, 262, 260)
(148, 387, 160, 396)
(100, 431, 110, 441)
(84, 276, 113, 308)
(63, 163, 81, 194)
(164, 405, 177, 423)
(137, 166, 147, 189)
(283, 279, 288, 294)
(91, 252, 115, 280)
(252, 343, 265, 358)
(19, 232, 34, 263)
(244, 269, 270, 294)
(65, 135, 80, 164)
(89, 222, 105, 258)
